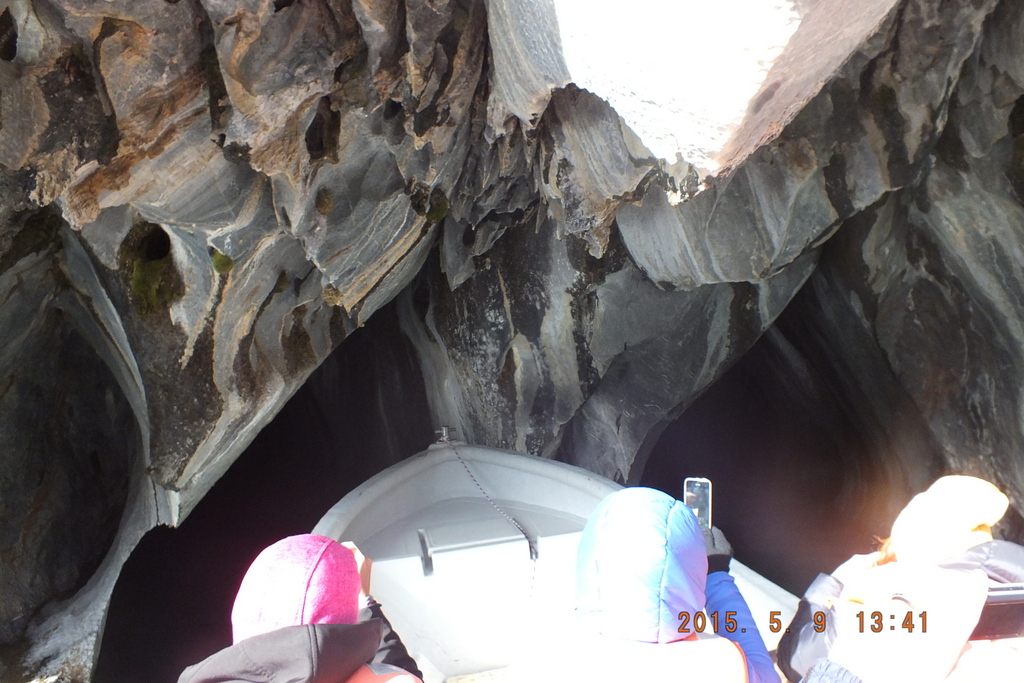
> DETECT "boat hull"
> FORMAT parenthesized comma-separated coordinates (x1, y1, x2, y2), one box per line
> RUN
(313, 441, 797, 681)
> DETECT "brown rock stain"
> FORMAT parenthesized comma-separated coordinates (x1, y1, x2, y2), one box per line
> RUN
(247, 92, 322, 180)
(324, 245, 351, 263)
(121, 68, 206, 148)
(65, 89, 207, 225)
(336, 215, 429, 309)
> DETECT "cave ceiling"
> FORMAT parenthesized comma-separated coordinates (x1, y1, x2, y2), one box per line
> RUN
(2, 0, 1024, 679)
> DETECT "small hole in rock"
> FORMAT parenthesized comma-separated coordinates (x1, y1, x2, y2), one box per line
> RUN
(0, 9, 18, 62)
(1009, 94, 1024, 138)
(383, 99, 403, 120)
(139, 224, 171, 261)
(305, 96, 340, 161)
(273, 0, 295, 11)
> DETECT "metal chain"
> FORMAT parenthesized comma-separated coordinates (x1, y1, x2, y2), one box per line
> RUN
(447, 440, 540, 600)
(445, 437, 539, 561)
(436, 429, 539, 597)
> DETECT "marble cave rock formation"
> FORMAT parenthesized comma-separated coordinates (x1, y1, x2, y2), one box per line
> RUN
(3, 0, 1024, 678)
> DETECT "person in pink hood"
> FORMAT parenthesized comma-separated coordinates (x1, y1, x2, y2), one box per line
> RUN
(178, 534, 422, 683)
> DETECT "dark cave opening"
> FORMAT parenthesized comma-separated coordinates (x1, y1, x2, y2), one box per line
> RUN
(97, 269, 950, 681)
(639, 324, 902, 595)
(639, 268, 947, 595)
(0, 316, 136, 647)
(93, 302, 434, 683)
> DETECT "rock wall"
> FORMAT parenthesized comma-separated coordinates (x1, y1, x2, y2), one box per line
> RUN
(400, 0, 1004, 486)
(796, 0, 1024, 515)
(0, 0, 1022, 679)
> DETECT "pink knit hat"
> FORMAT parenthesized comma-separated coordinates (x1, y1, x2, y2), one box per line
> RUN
(230, 534, 361, 644)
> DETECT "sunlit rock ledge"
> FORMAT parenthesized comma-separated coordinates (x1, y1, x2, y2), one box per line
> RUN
(1, 0, 1022, 679)
(487, 0, 805, 176)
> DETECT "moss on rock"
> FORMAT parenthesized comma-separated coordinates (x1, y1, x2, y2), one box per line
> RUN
(211, 250, 234, 274)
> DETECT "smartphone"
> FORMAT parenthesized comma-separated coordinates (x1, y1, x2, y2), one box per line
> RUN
(683, 477, 712, 529)
(971, 583, 1024, 640)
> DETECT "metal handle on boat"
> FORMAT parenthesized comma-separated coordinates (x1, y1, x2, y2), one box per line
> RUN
(417, 527, 537, 577)
(417, 529, 434, 576)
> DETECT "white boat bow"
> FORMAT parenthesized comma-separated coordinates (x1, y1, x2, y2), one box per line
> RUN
(313, 441, 798, 682)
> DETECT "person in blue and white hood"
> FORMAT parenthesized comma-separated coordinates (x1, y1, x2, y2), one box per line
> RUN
(567, 486, 780, 683)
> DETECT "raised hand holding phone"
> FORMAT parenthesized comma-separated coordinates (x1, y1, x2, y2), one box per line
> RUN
(683, 476, 712, 529)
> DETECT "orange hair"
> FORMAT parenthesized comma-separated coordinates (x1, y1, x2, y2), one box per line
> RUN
(875, 537, 896, 565)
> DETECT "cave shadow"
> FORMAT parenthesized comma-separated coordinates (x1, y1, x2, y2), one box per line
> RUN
(640, 317, 925, 595)
(93, 302, 435, 683)
(94, 261, 948, 680)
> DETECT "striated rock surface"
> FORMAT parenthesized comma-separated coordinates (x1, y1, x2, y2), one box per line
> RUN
(1, 0, 1023, 680)
(786, 0, 1024, 515)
